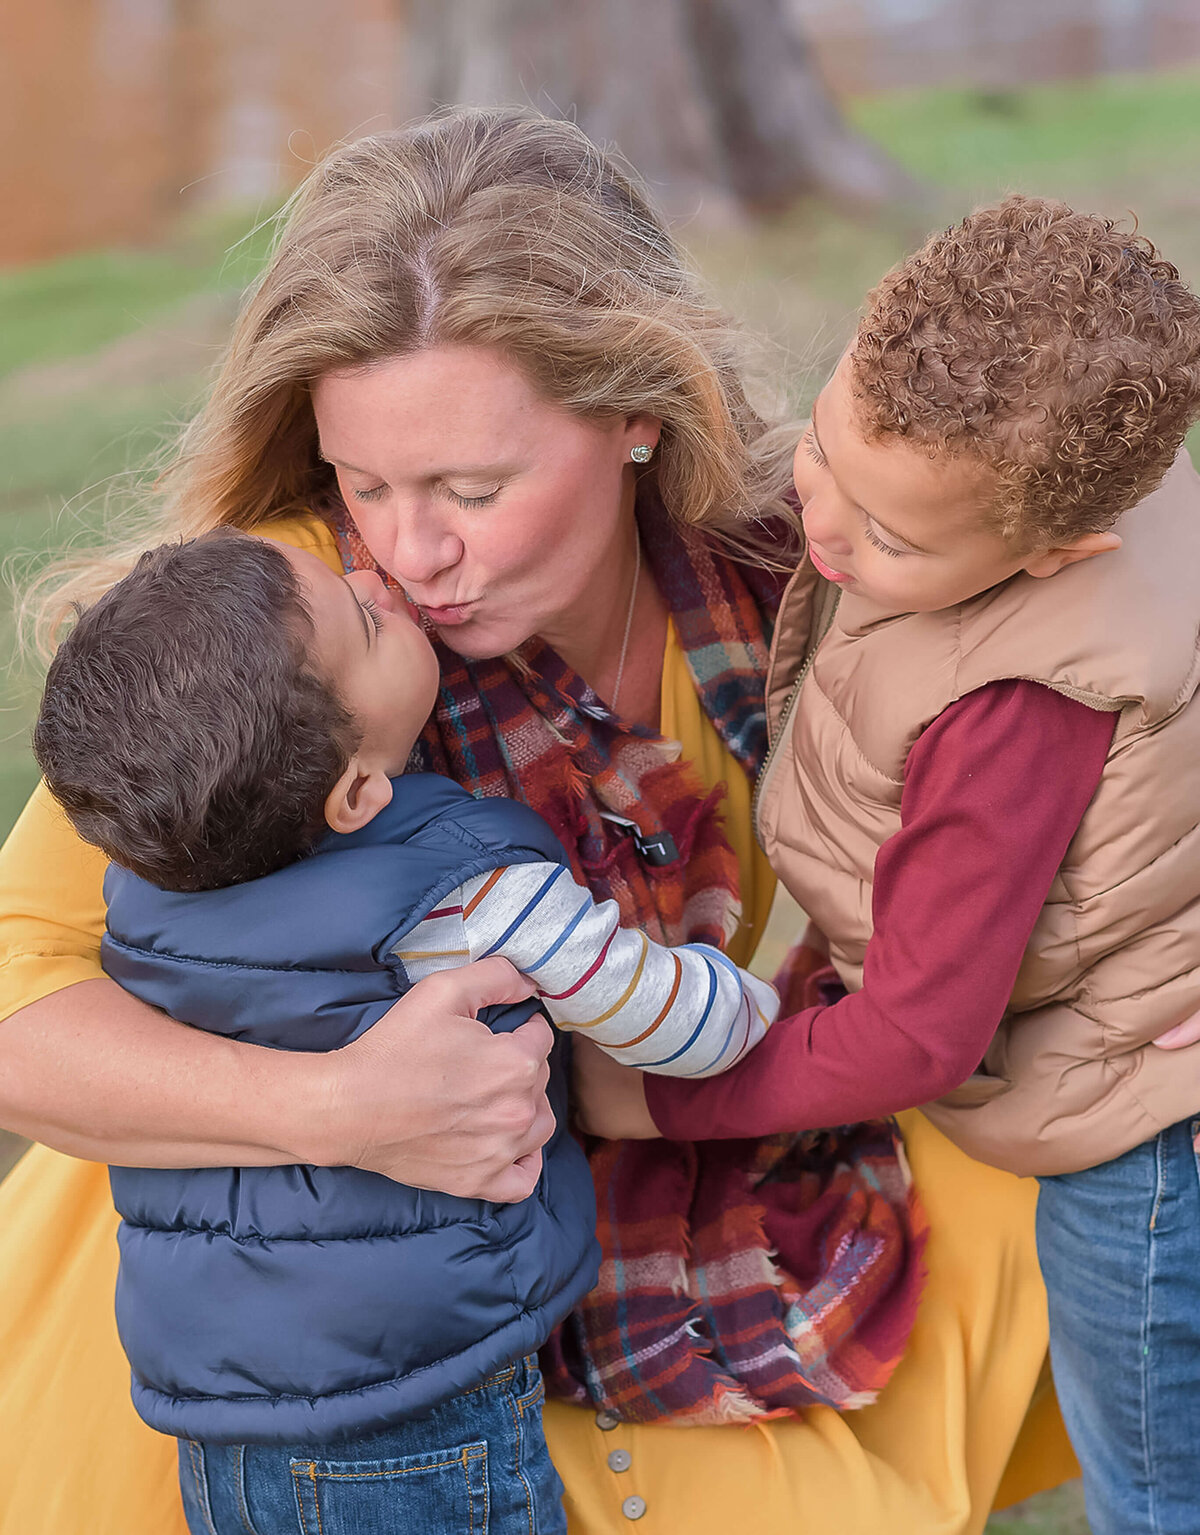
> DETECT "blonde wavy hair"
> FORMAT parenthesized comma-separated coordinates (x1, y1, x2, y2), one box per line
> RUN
(851, 193, 1200, 547)
(32, 107, 798, 652)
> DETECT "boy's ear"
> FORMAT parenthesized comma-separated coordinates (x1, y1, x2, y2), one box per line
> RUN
(1021, 530, 1122, 579)
(324, 760, 394, 835)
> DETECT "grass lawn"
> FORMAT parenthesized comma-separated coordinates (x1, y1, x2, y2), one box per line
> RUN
(0, 215, 262, 828)
(988, 1485, 1090, 1533)
(5, 67, 1200, 1530)
(0, 208, 276, 377)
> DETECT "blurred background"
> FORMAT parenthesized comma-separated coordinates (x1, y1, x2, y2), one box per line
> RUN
(2, 12, 1199, 1522)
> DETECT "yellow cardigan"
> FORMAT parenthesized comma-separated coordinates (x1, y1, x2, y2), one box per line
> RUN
(0, 516, 1076, 1534)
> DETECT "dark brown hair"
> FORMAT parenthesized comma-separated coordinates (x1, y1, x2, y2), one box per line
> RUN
(33, 531, 359, 891)
(851, 193, 1200, 546)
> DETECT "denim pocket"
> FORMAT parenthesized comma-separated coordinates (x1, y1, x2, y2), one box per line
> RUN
(514, 1372, 545, 1417)
(179, 1440, 218, 1535)
(290, 1441, 489, 1535)
(509, 1363, 565, 1535)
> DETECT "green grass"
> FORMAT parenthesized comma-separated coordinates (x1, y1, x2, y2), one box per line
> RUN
(0, 205, 282, 830)
(0, 382, 196, 511)
(0, 380, 203, 829)
(0, 206, 276, 377)
(855, 69, 1200, 196)
(696, 66, 1200, 399)
(987, 1483, 1090, 1533)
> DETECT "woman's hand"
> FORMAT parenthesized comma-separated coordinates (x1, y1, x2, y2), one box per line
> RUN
(572, 1036, 661, 1140)
(318, 957, 556, 1202)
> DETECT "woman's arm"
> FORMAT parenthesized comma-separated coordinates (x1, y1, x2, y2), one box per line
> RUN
(0, 784, 554, 1202)
(0, 965, 555, 1201)
(0, 977, 316, 1164)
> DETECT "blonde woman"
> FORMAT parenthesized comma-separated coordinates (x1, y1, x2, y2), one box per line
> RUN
(0, 109, 1075, 1534)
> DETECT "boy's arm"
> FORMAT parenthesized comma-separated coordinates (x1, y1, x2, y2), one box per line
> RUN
(643, 679, 1115, 1136)
(458, 863, 779, 1077)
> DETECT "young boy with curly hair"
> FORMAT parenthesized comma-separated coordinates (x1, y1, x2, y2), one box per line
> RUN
(590, 195, 1200, 1534)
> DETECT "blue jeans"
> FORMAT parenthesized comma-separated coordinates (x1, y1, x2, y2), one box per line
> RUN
(1037, 1118, 1200, 1535)
(177, 1355, 565, 1535)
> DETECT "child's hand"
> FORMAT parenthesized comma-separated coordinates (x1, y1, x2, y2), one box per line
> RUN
(1153, 1008, 1200, 1050)
(572, 1037, 660, 1139)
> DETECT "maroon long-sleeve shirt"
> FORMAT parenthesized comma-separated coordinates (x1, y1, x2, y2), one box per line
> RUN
(646, 678, 1116, 1141)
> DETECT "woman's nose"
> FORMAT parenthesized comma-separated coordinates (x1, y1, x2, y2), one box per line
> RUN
(377, 510, 463, 590)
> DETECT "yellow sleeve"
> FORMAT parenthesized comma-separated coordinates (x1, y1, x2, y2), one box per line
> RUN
(256, 510, 344, 574)
(0, 783, 110, 1022)
(0, 512, 341, 1024)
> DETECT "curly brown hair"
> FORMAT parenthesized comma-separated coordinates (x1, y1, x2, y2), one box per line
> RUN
(850, 194, 1200, 547)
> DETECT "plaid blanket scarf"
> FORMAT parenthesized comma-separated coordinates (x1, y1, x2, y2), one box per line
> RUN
(330, 496, 927, 1426)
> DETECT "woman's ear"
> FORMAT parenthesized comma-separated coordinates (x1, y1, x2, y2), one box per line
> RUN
(324, 760, 394, 835)
(622, 412, 662, 456)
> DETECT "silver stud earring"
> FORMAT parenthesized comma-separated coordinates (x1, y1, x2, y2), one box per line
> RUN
(630, 444, 654, 464)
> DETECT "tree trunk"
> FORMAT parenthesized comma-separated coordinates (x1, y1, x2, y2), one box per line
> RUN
(399, 0, 918, 221)
(689, 0, 920, 211)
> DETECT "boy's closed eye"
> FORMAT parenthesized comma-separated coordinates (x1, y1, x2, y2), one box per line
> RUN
(360, 598, 384, 636)
(804, 424, 909, 558)
(860, 517, 907, 558)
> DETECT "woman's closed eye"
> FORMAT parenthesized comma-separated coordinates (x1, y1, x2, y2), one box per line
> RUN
(345, 481, 499, 508)
(444, 485, 501, 509)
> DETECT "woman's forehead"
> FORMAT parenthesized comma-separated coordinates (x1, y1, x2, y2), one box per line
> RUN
(315, 345, 530, 413)
(312, 345, 595, 468)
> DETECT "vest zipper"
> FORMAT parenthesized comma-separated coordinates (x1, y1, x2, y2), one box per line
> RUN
(752, 585, 841, 842)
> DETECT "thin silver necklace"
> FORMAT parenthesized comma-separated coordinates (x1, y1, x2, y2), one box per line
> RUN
(609, 534, 641, 714)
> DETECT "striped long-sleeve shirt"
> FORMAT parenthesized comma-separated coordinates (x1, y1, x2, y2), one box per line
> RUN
(394, 861, 778, 1078)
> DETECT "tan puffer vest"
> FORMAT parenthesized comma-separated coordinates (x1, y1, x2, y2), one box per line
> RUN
(756, 450, 1200, 1177)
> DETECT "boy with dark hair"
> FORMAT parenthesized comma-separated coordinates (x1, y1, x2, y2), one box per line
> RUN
(34, 527, 778, 1534)
(36, 532, 361, 891)
(606, 195, 1200, 1535)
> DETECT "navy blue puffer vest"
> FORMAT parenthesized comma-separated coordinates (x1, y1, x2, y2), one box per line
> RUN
(102, 776, 600, 1445)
